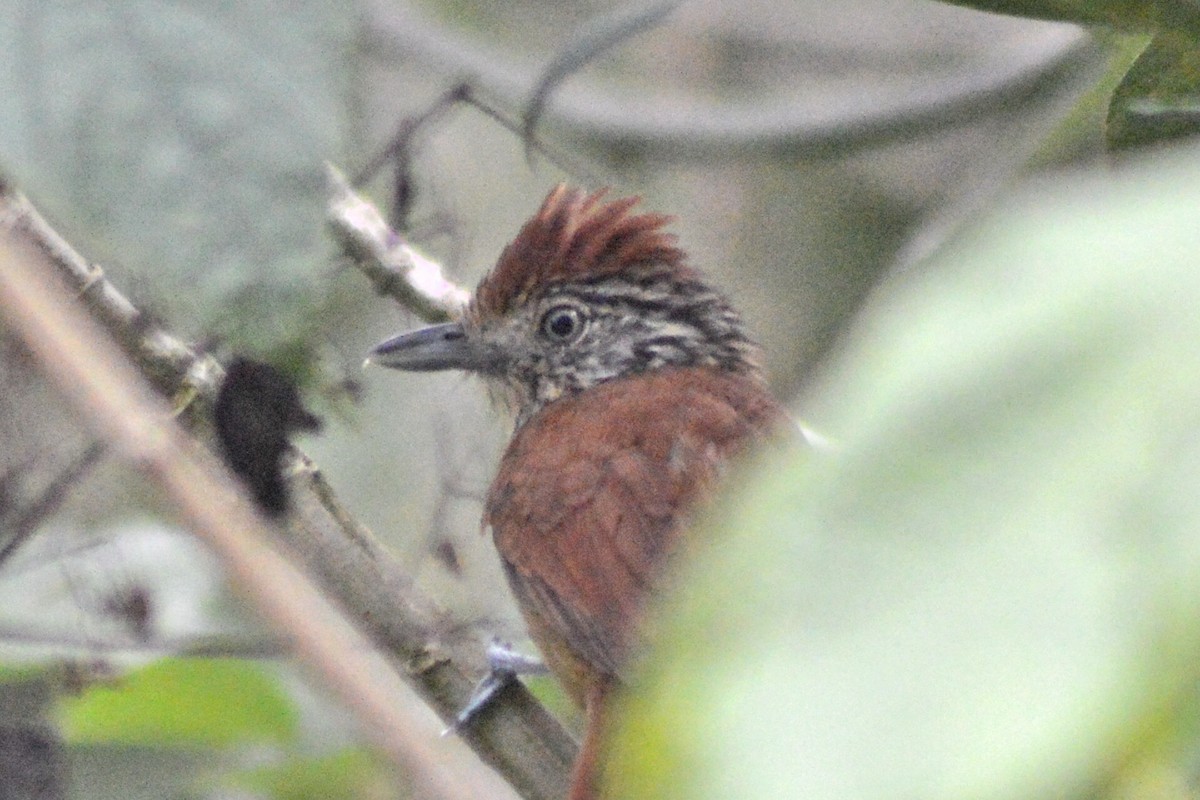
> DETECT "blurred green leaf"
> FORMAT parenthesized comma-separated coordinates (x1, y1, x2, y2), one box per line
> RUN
(59, 658, 297, 747)
(0, 664, 50, 683)
(232, 748, 391, 800)
(1108, 29, 1200, 150)
(933, 0, 1157, 30)
(0, 2, 355, 352)
(608, 144, 1200, 799)
(524, 673, 583, 730)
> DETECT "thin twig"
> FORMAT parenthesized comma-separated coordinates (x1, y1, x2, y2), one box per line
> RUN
(0, 624, 288, 659)
(354, 83, 473, 188)
(521, 0, 680, 159)
(353, 82, 601, 223)
(0, 441, 106, 569)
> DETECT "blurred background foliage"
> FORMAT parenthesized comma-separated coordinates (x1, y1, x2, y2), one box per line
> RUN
(0, 0, 1199, 798)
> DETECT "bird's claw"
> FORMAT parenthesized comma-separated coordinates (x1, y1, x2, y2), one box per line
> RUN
(442, 640, 547, 736)
(485, 639, 549, 676)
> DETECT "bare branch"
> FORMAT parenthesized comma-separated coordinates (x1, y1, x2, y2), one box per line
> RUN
(0, 219, 528, 800)
(326, 164, 470, 323)
(0, 186, 223, 407)
(0, 184, 575, 800)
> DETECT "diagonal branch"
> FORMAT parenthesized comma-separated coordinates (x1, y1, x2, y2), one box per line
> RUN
(0, 182, 575, 800)
(0, 236, 504, 800)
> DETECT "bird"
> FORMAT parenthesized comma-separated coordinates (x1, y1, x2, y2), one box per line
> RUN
(370, 185, 793, 799)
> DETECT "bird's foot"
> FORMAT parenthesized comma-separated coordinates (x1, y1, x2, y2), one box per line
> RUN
(484, 638, 549, 676)
(442, 639, 548, 735)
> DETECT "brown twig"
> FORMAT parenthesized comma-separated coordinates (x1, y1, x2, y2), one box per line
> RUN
(520, 0, 680, 159)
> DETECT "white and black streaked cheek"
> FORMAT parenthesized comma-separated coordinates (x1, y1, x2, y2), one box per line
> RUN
(609, 300, 755, 374)
(631, 334, 704, 370)
(493, 273, 764, 422)
(570, 275, 760, 371)
(504, 337, 598, 417)
(537, 322, 629, 393)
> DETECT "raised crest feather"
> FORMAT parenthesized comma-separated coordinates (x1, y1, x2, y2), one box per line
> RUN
(470, 185, 688, 321)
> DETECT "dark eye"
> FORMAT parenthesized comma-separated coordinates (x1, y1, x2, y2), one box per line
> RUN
(539, 305, 585, 343)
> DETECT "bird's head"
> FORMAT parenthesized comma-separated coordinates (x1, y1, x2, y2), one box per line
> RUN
(370, 185, 763, 425)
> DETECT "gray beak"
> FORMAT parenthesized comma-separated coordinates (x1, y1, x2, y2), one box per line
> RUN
(368, 322, 493, 372)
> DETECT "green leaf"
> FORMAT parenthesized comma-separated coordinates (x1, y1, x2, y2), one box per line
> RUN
(524, 673, 582, 729)
(232, 749, 390, 800)
(932, 0, 1157, 31)
(608, 144, 1200, 799)
(59, 658, 297, 747)
(1108, 29, 1200, 150)
(0, 664, 52, 683)
(0, 2, 356, 352)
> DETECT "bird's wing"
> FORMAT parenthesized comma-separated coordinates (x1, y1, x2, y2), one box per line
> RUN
(485, 368, 790, 688)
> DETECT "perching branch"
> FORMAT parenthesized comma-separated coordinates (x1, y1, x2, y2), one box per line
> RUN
(0, 183, 575, 800)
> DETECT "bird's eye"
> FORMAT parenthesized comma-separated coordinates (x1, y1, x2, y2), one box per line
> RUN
(539, 305, 585, 343)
